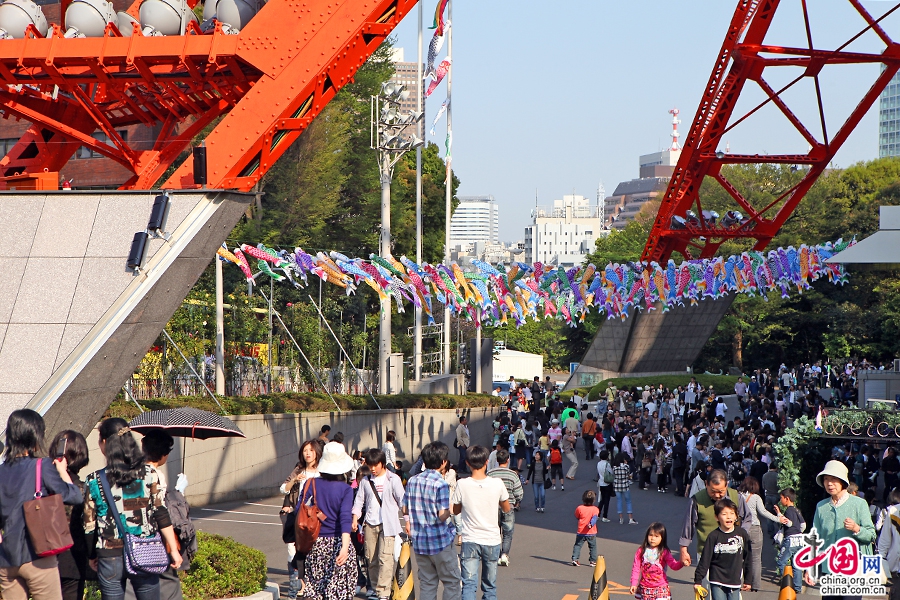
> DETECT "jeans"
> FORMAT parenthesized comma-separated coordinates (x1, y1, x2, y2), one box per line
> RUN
(97, 556, 160, 600)
(709, 584, 740, 600)
(499, 510, 515, 556)
(776, 541, 802, 593)
(583, 435, 595, 460)
(460, 542, 500, 600)
(532, 482, 545, 509)
(616, 488, 632, 515)
(458, 446, 468, 473)
(571, 535, 596, 563)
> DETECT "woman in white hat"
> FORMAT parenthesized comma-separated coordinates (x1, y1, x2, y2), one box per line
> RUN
(803, 460, 876, 596)
(298, 441, 357, 600)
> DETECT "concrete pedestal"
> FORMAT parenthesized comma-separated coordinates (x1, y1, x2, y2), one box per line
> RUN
(0, 190, 252, 437)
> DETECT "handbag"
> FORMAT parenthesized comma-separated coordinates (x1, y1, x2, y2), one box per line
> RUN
(294, 478, 325, 555)
(22, 458, 74, 557)
(603, 462, 615, 484)
(98, 470, 170, 575)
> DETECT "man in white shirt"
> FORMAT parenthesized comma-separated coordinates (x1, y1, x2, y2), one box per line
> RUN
(452, 445, 511, 600)
(352, 448, 407, 600)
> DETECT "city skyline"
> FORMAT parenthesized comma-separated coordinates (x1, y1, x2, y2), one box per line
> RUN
(390, 1, 897, 242)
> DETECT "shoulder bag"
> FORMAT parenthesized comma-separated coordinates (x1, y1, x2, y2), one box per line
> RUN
(23, 458, 74, 557)
(294, 478, 325, 555)
(98, 469, 170, 575)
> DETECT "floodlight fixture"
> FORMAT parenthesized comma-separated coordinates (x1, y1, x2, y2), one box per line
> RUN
(397, 89, 410, 102)
(140, 0, 198, 36)
(685, 210, 701, 227)
(147, 191, 171, 238)
(380, 81, 397, 97)
(722, 210, 743, 228)
(64, 0, 114, 37)
(127, 231, 149, 272)
(702, 210, 719, 225)
(408, 135, 424, 149)
(0, 0, 48, 39)
(116, 10, 139, 35)
(715, 150, 725, 160)
(670, 215, 687, 230)
(202, 0, 259, 32)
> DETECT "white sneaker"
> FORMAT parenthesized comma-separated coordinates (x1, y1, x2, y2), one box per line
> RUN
(619, 517, 624, 524)
(629, 519, 639, 525)
(551, 485, 556, 490)
(561, 484, 565, 490)
(498, 554, 509, 566)
(601, 518, 610, 523)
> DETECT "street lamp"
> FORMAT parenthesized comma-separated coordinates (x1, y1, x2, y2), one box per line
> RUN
(371, 84, 424, 395)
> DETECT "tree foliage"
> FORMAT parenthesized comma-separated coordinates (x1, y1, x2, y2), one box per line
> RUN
(566, 159, 900, 372)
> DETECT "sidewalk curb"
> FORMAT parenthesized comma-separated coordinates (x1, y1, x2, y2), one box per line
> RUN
(225, 581, 280, 600)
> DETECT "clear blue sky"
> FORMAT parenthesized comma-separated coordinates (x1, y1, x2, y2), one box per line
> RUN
(389, 1, 900, 243)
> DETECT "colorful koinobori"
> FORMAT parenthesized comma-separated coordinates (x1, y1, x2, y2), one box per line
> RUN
(215, 240, 854, 328)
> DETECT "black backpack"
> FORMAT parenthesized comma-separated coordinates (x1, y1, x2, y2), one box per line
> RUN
(731, 464, 746, 482)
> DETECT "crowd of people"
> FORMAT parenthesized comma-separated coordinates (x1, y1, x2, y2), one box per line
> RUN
(0, 409, 193, 600)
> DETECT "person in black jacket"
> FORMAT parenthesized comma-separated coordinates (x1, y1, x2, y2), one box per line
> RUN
(49, 430, 92, 600)
(694, 498, 751, 600)
(672, 434, 688, 497)
(748, 449, 768, 484)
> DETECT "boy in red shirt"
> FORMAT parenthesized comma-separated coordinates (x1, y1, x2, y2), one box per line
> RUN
(571, 490, 600, 566)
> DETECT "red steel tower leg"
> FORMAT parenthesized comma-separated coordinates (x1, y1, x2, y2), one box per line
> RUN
(0, 0, 417, 191)
(642, 0, 900, 263)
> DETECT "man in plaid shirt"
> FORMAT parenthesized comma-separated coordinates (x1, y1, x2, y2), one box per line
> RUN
(402, 441, 461, 600)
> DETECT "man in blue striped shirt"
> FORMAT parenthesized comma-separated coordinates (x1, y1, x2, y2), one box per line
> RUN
(402, 442, 461, 600)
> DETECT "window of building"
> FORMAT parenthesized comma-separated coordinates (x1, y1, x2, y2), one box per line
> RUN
(78, 130, 127, 159)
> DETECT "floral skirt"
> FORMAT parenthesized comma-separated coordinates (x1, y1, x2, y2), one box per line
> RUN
(304, 536, 358, 600)
(637, 585, 671, 600)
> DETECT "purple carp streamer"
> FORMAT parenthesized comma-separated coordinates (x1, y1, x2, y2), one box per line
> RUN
(221, 241, 852, 327)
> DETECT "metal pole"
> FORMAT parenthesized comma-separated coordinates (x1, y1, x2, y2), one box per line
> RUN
(475, 322, 481, 394)
(443, 0, 453, 375)
(215, 254, 225, 395)
(123, 379, 145, 413)
(268, 276, 273, 393)
(414, 0, 423, 381)
(379, 153, 392, 394)
(259, 290, 339, 410)
(309, 294, 381, 409)
(161, 329, 224, 411)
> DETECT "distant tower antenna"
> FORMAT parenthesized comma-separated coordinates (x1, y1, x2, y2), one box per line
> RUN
(669, 107, 681, 151)
(597, 181, 605, 224)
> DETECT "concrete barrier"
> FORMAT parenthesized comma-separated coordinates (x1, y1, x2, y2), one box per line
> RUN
(82, 406, 496, 506)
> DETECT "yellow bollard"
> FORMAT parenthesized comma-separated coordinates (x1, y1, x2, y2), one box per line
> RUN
(589, 555, 609, 600)
(778, 564, 797, 600)
(391, 539, 415, 600)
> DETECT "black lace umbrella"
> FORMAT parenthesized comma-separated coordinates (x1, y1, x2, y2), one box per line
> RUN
(128, 407, 245, 440)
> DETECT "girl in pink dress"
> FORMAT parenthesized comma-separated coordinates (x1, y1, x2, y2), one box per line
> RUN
(629, 522, 685, 600)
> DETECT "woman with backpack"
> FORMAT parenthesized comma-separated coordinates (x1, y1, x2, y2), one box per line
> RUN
(596, 450, 614, 523)
(0, 410, 83, 600)
(548, 440, 565, 490)
(83, 418, 182, 600)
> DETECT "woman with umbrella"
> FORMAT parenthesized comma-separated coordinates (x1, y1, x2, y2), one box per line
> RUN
(298, 442, 357, 600)
(83, 418, 182, 600)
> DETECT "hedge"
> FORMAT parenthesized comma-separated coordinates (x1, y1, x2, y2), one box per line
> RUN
(181, 532, 268, 600)
(107, 392, 496, 420)
(585, 374, 741, 402)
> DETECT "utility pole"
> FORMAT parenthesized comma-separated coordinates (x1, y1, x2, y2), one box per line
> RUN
(371, 85, 424, 394)
(215, 252, 225, 395)
(414, 0, 423, 381)
(442, 0, 453, 375)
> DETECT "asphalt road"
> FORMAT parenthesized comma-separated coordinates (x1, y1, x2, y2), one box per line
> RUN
(194, 459, 788, 600)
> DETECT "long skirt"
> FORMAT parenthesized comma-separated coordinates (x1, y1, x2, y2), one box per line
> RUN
(305, 537, 358, 600)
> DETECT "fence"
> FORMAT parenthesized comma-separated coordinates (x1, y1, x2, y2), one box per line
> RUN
(126, 357, 376, 399)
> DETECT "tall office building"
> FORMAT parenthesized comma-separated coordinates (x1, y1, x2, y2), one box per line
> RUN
(388, 48, 422, 138)
(879, 69, 900, 158)
(524, 194, 604, 267)
(450, 196, 499, 248)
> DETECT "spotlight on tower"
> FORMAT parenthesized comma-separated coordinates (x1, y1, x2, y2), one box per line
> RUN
(65, 0, 115, 37)
(140, 0, 197, 34)
(0, 0, 48, 39)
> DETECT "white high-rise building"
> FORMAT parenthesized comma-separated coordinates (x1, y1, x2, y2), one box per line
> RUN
(524, 194, 605, 267)
(450, 196, 499, 248)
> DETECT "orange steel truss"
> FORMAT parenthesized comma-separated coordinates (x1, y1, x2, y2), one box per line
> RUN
(642, 0, 900, 263)
(0, 0, 416, 190)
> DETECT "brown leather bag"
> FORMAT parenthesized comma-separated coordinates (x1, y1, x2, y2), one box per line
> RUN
(293, 478, 324, 554)
(23, 458, 74, 557)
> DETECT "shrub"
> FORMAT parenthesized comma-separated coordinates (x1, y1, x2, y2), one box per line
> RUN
(181, 532, 267, 600)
